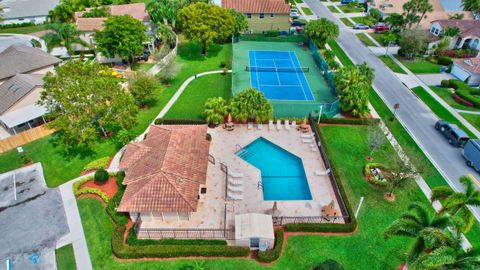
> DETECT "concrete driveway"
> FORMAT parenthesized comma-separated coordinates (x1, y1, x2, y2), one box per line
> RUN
(0, 164, 69, 270)
(417, 73, 456, 86)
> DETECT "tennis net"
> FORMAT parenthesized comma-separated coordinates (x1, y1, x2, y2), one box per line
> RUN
(245, 66, 310, 73)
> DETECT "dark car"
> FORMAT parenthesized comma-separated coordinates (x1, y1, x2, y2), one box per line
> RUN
(374, 23, 390, 32)
(435, 120, 470, 147)
(353, 23, 369, 30)
(291, 20, 306, 27)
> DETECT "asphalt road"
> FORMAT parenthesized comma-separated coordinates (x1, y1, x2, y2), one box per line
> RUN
(304, 0, 480, 219)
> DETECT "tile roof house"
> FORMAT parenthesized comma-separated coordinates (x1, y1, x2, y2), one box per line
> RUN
(117, 125, 210, 225)
(0, 45, 61, 82)
(222, 0, 290, 33)
(0, 0, 59, 26)
(0, 74, 48, 135)
(428, 20, 480, 53)
(451, 58, 480, 86)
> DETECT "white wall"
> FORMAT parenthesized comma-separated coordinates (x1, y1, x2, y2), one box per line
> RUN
(451, 64, 471, 81)
(468, 74, 480, 86)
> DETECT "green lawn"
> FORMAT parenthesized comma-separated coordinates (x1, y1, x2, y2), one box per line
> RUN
(0, 24, 46, 34)
(132, 62, 155, 72)
(301, 7, 313, 15)
(0, 40, 232, 187)
(351, 16, 377, 26)
(459, 113, 480, 135)
(356, 33, 376, 47)
(395, 56, 443, 74)
(337, 4, 365, 13)
(411, 86, 477, 138)
(430, 86, 480, 112)
(369, 33, 387, 46)
(339, 18, 353, 27)
(327, 6, 340, 13)
(165, 73, 232, 119)
(379, 55, 407, 74)
(295, 0, 304, 3)
(56, 244, 76, 270)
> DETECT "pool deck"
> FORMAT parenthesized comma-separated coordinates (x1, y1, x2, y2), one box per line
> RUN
(139, 124, 341, 232)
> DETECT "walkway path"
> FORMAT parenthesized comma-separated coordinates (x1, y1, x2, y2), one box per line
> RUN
(0, 33, 47, 52)
(456, 109, 480, 115)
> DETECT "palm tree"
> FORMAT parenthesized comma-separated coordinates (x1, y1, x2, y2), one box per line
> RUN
(430, 176, 480, 233)
(147, 0, 183, 28)
(155, 23, 176, 48)
(47, 3, 75, 23)
(416, 0, 433, 26)
(204, 97, 228, 125)
(42, 23, 89, 57)
(385, 202, 450, 263)
(462, 0, 480, 14)
(230, 88, 272, 123)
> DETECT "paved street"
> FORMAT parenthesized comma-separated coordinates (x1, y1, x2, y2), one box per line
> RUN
(304, 0, 480, 219)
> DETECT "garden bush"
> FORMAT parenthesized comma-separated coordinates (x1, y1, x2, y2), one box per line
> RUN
(313, 259, 345, 270)
(106, 172, 129, 225)
(0, 22, 37, 29)
(94, 169, 109, 183)
(363, 163, 389, 187)
(112, 225, 250, 258)
(456, 88, 480, 108)
(258, 229, 284, 263)
(75, 187, 110, 203)
(126, 227, 227, 246)
(453, 94, 474, 107)
(284, 222, 356, 233)
(448, 79, 469, 90)
(369, 8, 383, 22)
(154, 118, 207, 125)
(83, 156, 110, 172)
(320, 115, 380, 126)
(437, 56, 452, 66)
(440, 79, 450, 88)
(265, 30, 279, 37)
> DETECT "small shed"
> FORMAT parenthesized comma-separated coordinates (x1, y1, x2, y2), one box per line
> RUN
(235, 213, 275, 250)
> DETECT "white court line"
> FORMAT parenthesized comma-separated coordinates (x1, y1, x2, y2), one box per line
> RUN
(272, 59, 282, 85)
(288, 51, 308, 100)
(290, 51, 315, 101)
(259, 84, 303, 87)
(253, 51, 261, 90)
(248, 50, 253, 90)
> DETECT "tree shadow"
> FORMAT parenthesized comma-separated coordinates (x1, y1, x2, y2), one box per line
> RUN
(178, 41, 223, 62)
(49, 132, 101, 160)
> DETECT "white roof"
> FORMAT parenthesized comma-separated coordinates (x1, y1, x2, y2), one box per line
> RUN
(235, 213, 274, 240)
(0, 104, 46, 128)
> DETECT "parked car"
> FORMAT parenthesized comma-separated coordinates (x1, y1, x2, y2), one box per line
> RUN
(463, 139, 480, 170)
(435, 120, 469, 147)
(374, 23, 390, 32)
(353, 23, 369, 30)
(291, 20, 306, 27)
(290, 12, 299, 19)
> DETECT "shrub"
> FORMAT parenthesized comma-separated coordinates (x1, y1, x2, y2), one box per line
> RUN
(448, 79, 469, 90)
(265, 30, 279, 37)
(369, 8, 383, 22)
(437, 56, 452, 66)
(284, 222, 356, 232)
(106, 172, 129, 225)
(0, 22, 37, 29)
(453, 94, 474, 107)
(219, 61, 227, 68)
(76, 187, 110, 203)
(94, 169, 109, 183)
(440, 79, 450, 88)
(456, 88, 480, 108)
(126, 227, 227, 246)
(83, 156, 110, 172)
(258, 229, 284, 263)
(320, 115, 380, 126)
(363, 163, 389, 187)
(112, 224, 250, 258)
(313, 259, 345, 270)
(154, 118, 207, 125)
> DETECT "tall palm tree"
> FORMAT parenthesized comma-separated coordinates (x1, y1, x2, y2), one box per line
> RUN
(42, 23, 89, 57)
(385, 202, 451, 263)
(416, 0, 433, 26)
(462, 0, 480, 14)
(431, 176, 480, 233)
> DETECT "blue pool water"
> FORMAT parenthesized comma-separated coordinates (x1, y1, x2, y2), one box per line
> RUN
(237, 137, 312, 200)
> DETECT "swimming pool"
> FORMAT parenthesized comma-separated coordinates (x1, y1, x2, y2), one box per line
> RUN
(237, 137, 312, 200)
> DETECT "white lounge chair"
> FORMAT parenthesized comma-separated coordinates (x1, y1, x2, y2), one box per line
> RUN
(268, 120, 274, 131)
(227, 191, 243, 200)
(228, 171, 244, 178)
(228, 185, 243, 192)
(276, 120, 282, 130)
(285, 120, 290, 130)
(258, 123, 263, 130)
(301, 133, 314, 139)
(247, 122, 254, 130)
(315, 169, 330, 176)
(291, 121, 297, 129)
(228, 178, 243, 186)
(302, 138, 314, 143)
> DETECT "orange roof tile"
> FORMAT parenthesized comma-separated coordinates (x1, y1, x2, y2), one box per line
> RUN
(222, 0, 290, 14)
(453, 58, 480, 75)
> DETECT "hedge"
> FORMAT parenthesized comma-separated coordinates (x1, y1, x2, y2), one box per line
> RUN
(75, 187, 110, 203)
(112, 225, 250, 258)
(106, 172, 129, 225)
(126, 227, 227, 246)
(154, 118, 207, 125)
(320, 115, 380, 126)
(453, 94, 474, 107)
(94, 168, 109, 183)
(257, 229, 284, 263)
(83, 156, 111, 171)
(455, 88, 480, 108)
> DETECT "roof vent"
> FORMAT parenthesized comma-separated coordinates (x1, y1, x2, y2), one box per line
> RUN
(8, 84, 20, 93)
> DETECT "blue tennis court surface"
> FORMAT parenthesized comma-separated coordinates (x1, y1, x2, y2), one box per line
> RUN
(249, 50, 314, 101)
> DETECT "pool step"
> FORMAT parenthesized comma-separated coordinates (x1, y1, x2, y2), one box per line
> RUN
(238, 150, 255, 159)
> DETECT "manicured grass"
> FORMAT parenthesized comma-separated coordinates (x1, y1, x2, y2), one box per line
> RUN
(395, 55, 443, 74)
(132, 62, 154, 72)
(327, 6, 340, 13)
(165, 73, 232, 119)
(459, 113, 480, 135)
(0, 24, 46, 34)
(430, 86, 480, 112)
(369, 32, 387, 46)
(0, 40, 232, 187)
(379, 55, 407, 74)
(411, 86, 477, 137)
(351, 16, 377, 26)
(56, 244, 76, 270)
(301, 7, 313, 15)
(295, 0, 303, 3)
(339, 18, 353, 27)
(356, 33, 376, 47)
(337, 4, 365, 13)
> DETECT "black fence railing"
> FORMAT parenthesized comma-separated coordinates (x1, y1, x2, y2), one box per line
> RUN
(308, 114, 351, 223)
(272, 215, 347, 226)
(135, 225, 235, 240)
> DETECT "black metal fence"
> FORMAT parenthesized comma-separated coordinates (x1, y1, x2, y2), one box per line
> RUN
(308, 114, 351, 224)
(272, 215, 347, 226)
(136, 227, 236, 240)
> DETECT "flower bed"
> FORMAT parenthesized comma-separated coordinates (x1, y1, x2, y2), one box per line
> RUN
(363, 163, 389, 187)
(453, 94, 474, 107)
(73, 172, 118, 203)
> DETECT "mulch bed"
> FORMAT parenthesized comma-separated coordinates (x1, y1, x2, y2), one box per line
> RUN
(80, 176, 118, 199)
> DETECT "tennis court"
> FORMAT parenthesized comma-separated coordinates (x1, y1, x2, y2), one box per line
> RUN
(248, 50, 314, 101)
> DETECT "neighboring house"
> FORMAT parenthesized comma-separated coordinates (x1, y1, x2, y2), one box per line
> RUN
(0, 45, 61, 84)
(222, 0, 290, 33)
(451, 58, 480, 86)
(75, 2, 153, 53)
(0, 74, 48, 134)
(428, 20, 480, 52)
(118, 125, 211, 227)
(0, 0, 59, 25)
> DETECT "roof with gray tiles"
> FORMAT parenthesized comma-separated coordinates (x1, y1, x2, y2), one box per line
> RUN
(0, 45, 60, 80)
(0, 73, 44, 115)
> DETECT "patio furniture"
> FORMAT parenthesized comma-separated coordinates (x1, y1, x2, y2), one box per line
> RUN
(228, 178, 243, 186)
(297, 118, 310, 133)
(247, 122, 254, 130)
(228, 185, 243, 192)
(257, 123, 263, 130)
(321, 200, 337, 219)
(276, 120, 282, 130)
(269, 120, 274, 130)
(301, 133, 314, 139)
(302, 138, 314, 143)
(285, 120, 290, 130)
(227, 191, 243, 200)
(224, 122, 234, 131)
(291, 121, 297, 129)
(228, 171, 244, 178)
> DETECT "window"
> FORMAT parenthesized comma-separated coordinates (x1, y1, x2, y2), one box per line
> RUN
(259, 13, 264, 19)
(430, 26, 440, 36)
(270, 13, 274, 17)
(246, 13, 251, 19)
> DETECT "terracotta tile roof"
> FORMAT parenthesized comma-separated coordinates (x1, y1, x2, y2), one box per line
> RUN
(222, 0, 290, 14)
(117, 125, 210, 213)
(453, 58, 480, 75)
(432, 20, 480, 38)
(75, 3, 149, 32)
